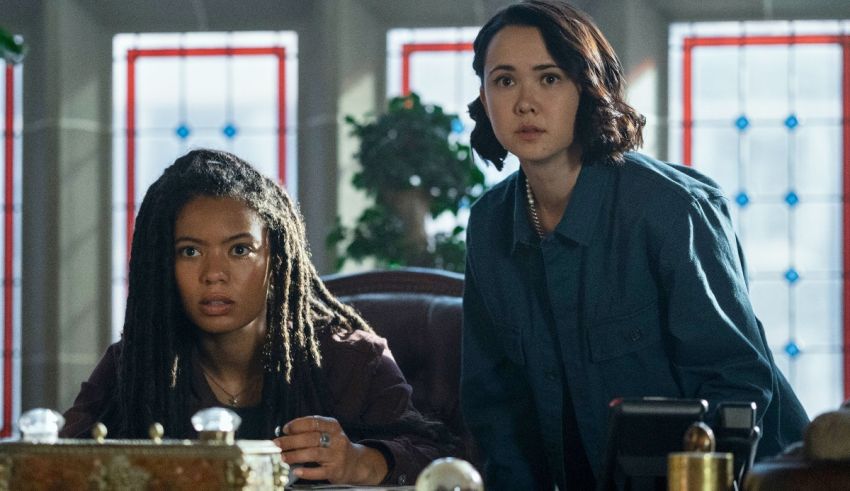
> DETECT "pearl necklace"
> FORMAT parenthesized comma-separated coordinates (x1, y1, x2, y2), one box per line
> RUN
(525, 179, 545, 239)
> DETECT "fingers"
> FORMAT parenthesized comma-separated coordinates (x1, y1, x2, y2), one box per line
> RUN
(275, 415, 340, 451)
(292, 464, 340, 482)
(282, 415, 335, 436)
(280, 446, 329, 465)
(274, 430, 336, 453)
(273, 415, 356, 483)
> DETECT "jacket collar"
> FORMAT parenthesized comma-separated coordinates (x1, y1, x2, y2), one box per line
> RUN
(510, 162, 611, 253)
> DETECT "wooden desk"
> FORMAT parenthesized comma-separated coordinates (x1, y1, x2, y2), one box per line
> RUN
(290, 486, 414, 490)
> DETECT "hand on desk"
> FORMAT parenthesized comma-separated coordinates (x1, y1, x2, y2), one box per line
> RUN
(275, 415, 389, 485)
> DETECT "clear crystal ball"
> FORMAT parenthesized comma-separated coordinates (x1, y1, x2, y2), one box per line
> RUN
(19, 408, 64, 443)
(191, 407, 242, 433)
(415, 457, 484, 491)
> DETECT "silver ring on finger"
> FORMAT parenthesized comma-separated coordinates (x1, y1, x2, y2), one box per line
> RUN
(319, 431, 331, 448)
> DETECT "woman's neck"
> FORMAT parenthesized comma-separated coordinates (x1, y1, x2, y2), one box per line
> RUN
(195, 323, 266, 408)
(196, 322, 266, 379)
(522, 147, 583, 234)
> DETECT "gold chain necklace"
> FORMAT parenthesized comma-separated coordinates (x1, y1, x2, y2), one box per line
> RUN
(525, 179, 545, 239)
(200, 366, 258, 408)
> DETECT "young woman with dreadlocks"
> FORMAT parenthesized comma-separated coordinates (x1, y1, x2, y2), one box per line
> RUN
(61, 149, 449, 485)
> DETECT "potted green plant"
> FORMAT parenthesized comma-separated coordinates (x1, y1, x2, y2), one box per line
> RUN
(328, 93, 486, 273)
(0, 27, 26, 64)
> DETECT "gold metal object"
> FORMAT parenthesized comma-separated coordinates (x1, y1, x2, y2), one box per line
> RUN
(148, 423, 164, 444)
(226, 459, 251, 487)
(89, 454, 151, 490)
(0, 456, 11, 491)
(683, 421, 716, 452)
(0, 437, 287, 489)
(198, 429, 236, 445)
(668, 422, 733, 491)
(668, 452, 733, 491)
(272, 459, 290, 488)
(92, 423, 107, 443)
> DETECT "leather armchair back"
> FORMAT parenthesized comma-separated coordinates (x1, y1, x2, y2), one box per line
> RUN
(322, 268, 479, 466)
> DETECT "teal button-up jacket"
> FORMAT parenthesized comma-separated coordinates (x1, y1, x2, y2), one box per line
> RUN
(461, 152, 809, 490)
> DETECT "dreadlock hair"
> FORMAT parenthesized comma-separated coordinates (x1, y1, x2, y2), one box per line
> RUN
(115, 148, 371, 438)
(468, 0, 645, 169)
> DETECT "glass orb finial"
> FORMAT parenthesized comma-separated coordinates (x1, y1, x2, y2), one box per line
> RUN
(191, 407, 241, 444)
(19, 408, 64, 443)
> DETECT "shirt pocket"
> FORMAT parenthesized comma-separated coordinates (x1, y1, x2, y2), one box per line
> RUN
(588, 301, 662, 362)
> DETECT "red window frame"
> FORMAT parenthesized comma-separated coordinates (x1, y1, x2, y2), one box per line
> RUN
(400, 42, 473, 95)
(125, 47, 288, 257)
(2, 63, 17, 437)
(681, 34, 850, 397)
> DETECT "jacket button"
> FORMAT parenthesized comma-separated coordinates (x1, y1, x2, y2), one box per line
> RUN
(628, 329, 642, 342)
(398, 473, 407, 485)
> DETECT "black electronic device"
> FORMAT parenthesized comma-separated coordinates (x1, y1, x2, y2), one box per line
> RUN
(713, 401, 761, 487)
(598, 397, 761, 491)
(599, 397, 708, 491)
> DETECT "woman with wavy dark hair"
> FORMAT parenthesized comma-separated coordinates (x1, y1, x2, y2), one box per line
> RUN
(62, 149, 451, 486)
(461, 1, 807, 489)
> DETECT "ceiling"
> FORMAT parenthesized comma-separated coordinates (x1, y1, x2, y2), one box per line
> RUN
(73, 0, 315, 32)
(647, 0, 850, 21)
(6, 0, 847, 34)
(357, 0, 849, 26)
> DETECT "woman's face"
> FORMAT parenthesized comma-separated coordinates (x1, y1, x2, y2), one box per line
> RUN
(480, 25, 581, 166)
(174, 196, 271, 337)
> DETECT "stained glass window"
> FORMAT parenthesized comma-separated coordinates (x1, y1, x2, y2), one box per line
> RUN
(0, 58, 22, 437)
(112, 32, 298, 339)
(386, 28, 514, 240)
(387, 27, 517, 185)
(669, 20, 850, 417)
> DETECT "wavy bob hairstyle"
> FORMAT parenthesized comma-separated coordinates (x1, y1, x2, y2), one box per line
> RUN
(468, 0, 645, 168)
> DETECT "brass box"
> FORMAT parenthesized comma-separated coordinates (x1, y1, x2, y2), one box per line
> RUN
(0, 438, 288, 490)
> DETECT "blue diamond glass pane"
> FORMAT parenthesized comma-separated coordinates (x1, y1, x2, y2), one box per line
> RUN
(450, 118, 464, 134)
(175, 124, 190, 139)
(735, 192, 750, 207)
(785, 191, 799, 207)
(735, 115, 750, 131)
(784, 114, 799, 130)
(784, 268, 799, 284)
(784, 341, 801, 358)
(223, 124, 238, 139)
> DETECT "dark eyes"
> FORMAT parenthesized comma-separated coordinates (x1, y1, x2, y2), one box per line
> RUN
(232, 244, 252, 256)
(494, 76, 514, 87)
(491, 73, 561, 87)
(179, 246, 199, 257)
(542, 73, 561, 84)
(175, 244, 253, 257)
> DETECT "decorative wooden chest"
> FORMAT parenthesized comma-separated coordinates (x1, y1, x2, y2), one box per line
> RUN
(0, 408, 289, 490)
(0, 437, 288, 490)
